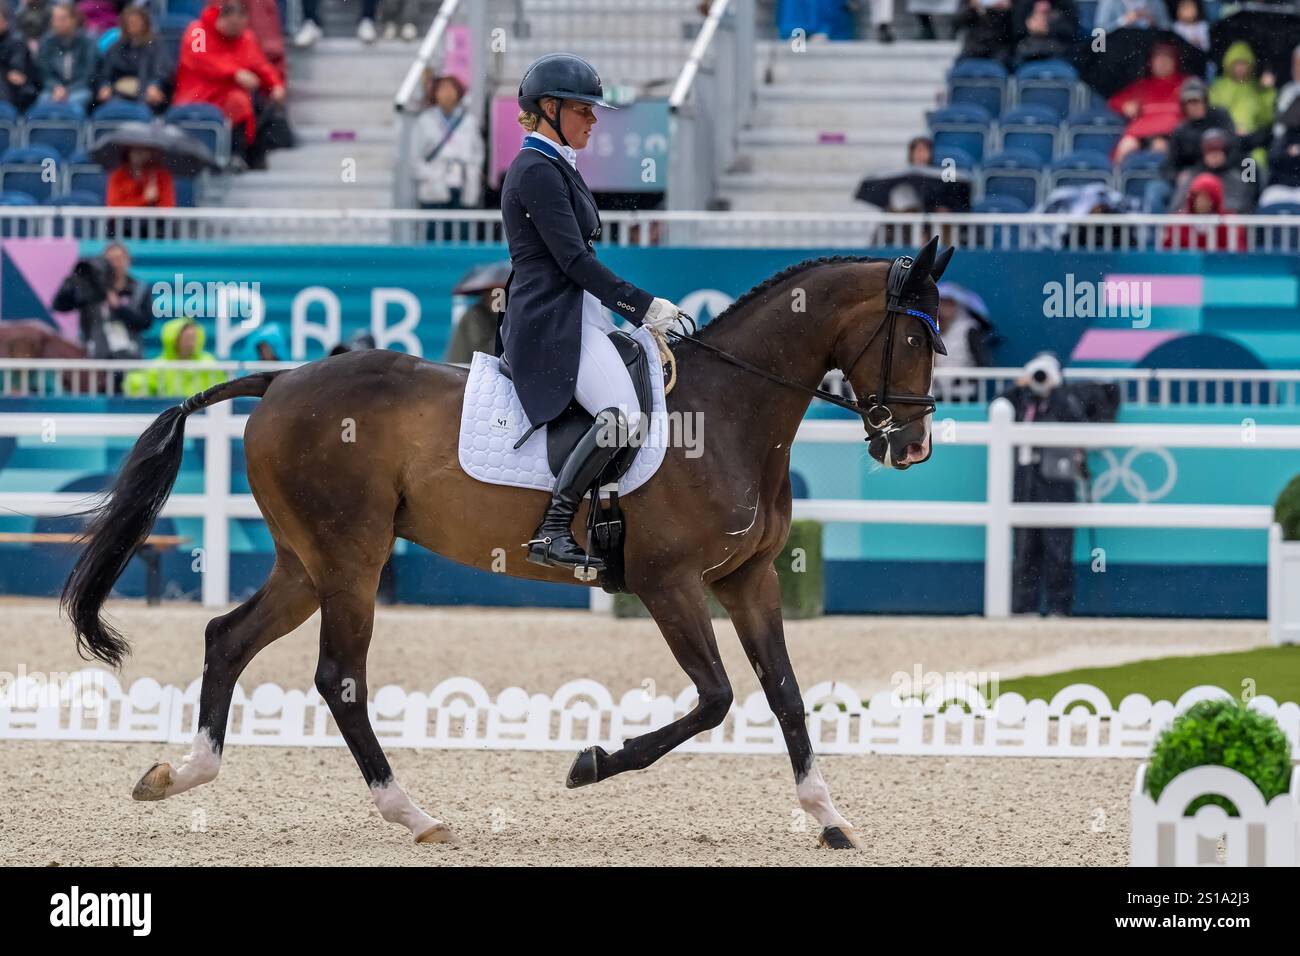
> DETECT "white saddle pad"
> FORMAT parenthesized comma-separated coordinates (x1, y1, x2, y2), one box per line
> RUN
(458, 325, 669, 495)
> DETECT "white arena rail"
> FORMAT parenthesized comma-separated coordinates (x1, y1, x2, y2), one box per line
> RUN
(6, 359, 1300, 407)
(9, 206, 1300, 250)
(1, 398, 1297, 614)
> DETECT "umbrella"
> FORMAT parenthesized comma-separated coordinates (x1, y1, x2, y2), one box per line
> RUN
(937, 283, 989, 325)
(452, 260, 512, 295)
(854, 166, 973, 213)
(0, 320, 84, 358)
(90, 122, 220, 177)
(1073, 28, 1208, 98)
(1210, 6, 1300, 81)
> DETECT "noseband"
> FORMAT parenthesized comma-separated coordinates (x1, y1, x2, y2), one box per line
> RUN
(670, 255, 943, 441)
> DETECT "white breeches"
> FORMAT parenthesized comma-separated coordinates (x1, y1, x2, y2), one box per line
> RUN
(574, 292, 641, 432)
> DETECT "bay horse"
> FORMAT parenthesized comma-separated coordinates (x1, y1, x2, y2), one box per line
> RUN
(63, 237, 952, 850)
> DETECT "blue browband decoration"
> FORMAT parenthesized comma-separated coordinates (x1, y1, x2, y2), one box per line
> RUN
(901, 306, 941, 339)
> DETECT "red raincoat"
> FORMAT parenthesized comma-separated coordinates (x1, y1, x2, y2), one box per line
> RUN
(172, 3, 283, 141)
(1163, 173, 1248, 250)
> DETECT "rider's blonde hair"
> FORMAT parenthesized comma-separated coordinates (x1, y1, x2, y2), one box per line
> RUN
(517, 97, 557, 132)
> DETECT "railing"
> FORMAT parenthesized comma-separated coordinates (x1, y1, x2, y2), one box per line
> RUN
(11, 206, 1300, 249)
(3, 399, 1297, 614)
(6, 359, 1300, 405)
(667, 0, 755, 212)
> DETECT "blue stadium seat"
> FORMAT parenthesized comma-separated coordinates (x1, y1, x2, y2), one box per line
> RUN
(164, 104, 230, 166)
(0, 190, 37, 204)
(66, 150, 107, 201)
(1119, 149, 1164, 201)
(1014, 59, 1079, 121)
(997, 104, 1062, 164)
(1049, 149, 1114, 191)
(973, 194, 1030, 213)
(43, 190, 103, 206)
(0, 101, 17, 157)
(1066, 108, 1125, 155)
(947, 58, 1009, 118)
(980, 148, 1044, 208)
(934, 144, 976, 173)
(88, 99, 154, 144)
(23, 101, 85, 157)
(928, 103, 993, 163)
(1077, 0, 1098, 31)
(0, 145, 61, 200)
(175, 176, 197, 207)
(1259, 201, 1300, 215)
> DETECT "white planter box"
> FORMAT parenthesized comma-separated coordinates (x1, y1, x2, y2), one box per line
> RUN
(1269, 523, 1300, 646)
(1131, 763, 1300, 866)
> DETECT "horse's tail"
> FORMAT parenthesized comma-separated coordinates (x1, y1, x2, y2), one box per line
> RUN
(63, 371, 283, 668)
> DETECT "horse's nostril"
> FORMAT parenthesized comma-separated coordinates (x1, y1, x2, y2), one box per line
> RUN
(904, 442, 925, 461)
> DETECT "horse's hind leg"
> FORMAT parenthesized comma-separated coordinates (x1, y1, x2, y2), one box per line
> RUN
(712, 560, 860, 849)
(132, 553, 318, 801)
(314, 580, 453, 844)
(566, 582, 733, 787)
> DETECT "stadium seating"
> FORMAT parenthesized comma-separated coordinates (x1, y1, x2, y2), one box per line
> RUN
(0, 102, 17, 156)
(88, 99, 154, 145)
(980, 148, 1044, 208)
(1119, 150, 1164, 202)
(1049, 150, 1115, 192)
(164, 104, 232, 167)
(66, 151, 107, 201)
(1013, 60, 1079, 121)
(928, 103, 993, 163)
(1065, 108, 1125, 155)
(935, 144, 976, 173)
(947, 59, 1008, 119)
(997, 104, 1061, 165)
(0, 145, 61, 201)
(973, 194, 1030, 213)
(24, 102, 86, 158)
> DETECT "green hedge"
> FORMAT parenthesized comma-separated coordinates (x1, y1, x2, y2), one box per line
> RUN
(1146, 698, 1293, 816)
(1275, 474, 1300, 541)
(613, 519, 824, 619)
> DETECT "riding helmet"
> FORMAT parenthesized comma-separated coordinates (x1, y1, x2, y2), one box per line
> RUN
(517, 53, 615, 115)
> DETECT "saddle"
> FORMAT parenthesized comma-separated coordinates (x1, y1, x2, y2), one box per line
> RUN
(497, 329, 653, 591)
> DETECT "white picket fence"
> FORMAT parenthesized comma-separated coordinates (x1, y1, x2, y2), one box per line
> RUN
(3, 397, 1299, 613)
(3, 668, 1297, 758)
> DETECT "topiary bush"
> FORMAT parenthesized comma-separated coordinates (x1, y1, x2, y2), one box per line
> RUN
(1146, 698, 1293, 816)
(1275, 474, 1300, 541)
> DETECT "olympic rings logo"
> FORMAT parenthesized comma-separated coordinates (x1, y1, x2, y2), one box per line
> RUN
(1089, 446, 1178, 503)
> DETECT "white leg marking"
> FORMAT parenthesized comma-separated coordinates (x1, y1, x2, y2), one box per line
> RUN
(371, 779, 442, 838)
(796, 759, 851, 829)
(166, 730, 221, 796)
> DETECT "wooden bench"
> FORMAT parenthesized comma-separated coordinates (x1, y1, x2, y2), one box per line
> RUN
(0, 533, 189, 605)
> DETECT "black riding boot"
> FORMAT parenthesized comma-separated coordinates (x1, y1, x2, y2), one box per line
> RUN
(526, 407, 629, 573)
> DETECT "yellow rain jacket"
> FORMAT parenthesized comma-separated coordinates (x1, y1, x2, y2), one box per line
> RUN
(124, 318, 227, 398)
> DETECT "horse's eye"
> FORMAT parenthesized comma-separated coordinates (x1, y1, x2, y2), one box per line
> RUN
(906, 335, 921, 348)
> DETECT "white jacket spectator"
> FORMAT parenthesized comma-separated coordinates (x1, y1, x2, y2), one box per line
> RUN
(410, 73, 484, 208)
(1094, 0, 1169, 32)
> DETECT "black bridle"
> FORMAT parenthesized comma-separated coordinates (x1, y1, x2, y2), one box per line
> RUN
(668, 255, 945, 441)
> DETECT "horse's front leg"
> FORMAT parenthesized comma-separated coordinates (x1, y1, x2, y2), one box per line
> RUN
(712, 560, 861, 849)
(566, 581, 733, 787)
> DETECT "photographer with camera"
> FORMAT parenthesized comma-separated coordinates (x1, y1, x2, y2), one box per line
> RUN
(52, 243, 152, 361)
(999, 352, 1089, 616)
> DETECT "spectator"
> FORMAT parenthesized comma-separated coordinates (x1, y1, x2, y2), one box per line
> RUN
(1094, 0, 1169, 33)
(377, 0, 418, 41)
(1261, 126, 1300, 206)
(956, 0, 1015, 66)
(124, 317, 226, 397)
(933, 282, 995, 402)
(1171, 0, 1208, 52)
(1163, 172, 1247, 250)
(907, 134, 934, 166)
(95, 5, 171, 109)
(35, 1, 96, 111)
(1210, 41, 1276, 168)
(234, 322, 288, 362)
(52, 242, 151, 360)
(1146, 78, 1236, 211)
(0, 3, 36, 108)
(410, 72, 483, 223)
(1000, 352, 1088, 617)
(1169, 127, 1258, 212)
(244, 0, 285, 76)
(1012, 0, 1079, 66)
(106, 146, 175, 207)
(173, 0, 286, 171)
(1109, 42, 1187, 162)
(1273, 42, 1300, 139)
(871, 0, 895, 43)
(17, 0, 51, 49)
(293, 0, 376, 46)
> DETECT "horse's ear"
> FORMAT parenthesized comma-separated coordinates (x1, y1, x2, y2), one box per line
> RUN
(906, 236, 939, 292)
(931, 245, 954, 281)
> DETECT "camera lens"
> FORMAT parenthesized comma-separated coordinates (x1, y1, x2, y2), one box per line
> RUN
(1032, 369, 1048, 382)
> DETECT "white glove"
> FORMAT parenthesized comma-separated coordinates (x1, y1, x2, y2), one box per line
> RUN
(642, 297, 682, 334)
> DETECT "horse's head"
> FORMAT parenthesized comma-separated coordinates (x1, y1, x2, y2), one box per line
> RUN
(836, 237, 952, 470)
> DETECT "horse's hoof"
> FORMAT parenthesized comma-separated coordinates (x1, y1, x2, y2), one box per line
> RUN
(132, 762, 173, 801)
(817, 825, 862, 850)
(415, 823, 456, 845)
(566, 746, 608, 789)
